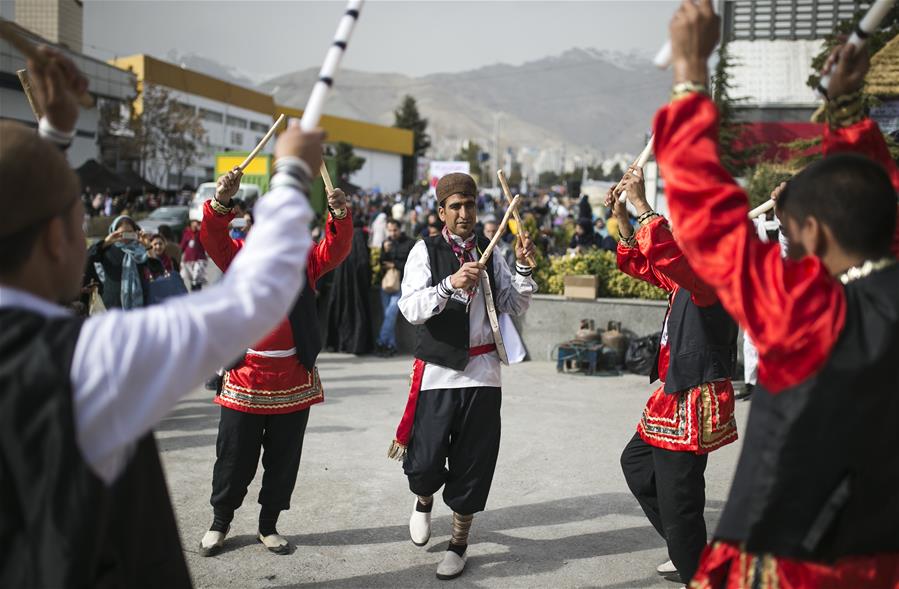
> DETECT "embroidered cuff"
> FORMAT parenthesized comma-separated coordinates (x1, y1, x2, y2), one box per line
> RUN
(38, 116, 75, 149)
(209, 198, 233, 215)
(515, 262, 533, 277)
(273, 156, 312, 180)
(437, 276, 454, 299)
(329, 205, 348, 220)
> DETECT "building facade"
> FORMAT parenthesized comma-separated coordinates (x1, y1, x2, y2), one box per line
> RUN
(12, 0, 83, 51)
(0, 20, 136, 169)
(111, 54, 413, 192)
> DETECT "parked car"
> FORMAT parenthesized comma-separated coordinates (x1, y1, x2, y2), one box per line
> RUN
(139, 206, 190, 239)
(189, 182, 261, 221)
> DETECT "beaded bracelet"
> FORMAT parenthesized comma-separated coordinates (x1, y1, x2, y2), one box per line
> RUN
(671, 81, 709, 102)
(209, 198, 233, 215)
(826, 90, 865, 129)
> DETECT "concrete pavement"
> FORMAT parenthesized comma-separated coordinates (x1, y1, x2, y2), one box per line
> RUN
(156, 353, 749, 589)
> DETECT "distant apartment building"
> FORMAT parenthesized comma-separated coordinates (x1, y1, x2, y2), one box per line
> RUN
(110, 54, 414, 191)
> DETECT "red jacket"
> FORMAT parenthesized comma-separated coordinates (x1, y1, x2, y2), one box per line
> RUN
(200, 199, 353, 414)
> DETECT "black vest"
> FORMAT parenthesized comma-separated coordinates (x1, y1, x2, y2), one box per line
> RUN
(715, 264, 899, 560)
(287, 280, 321, 369)
(650, 287, 738, 393)
(414, 235, 498, 371)
(0, 308, 191, 588)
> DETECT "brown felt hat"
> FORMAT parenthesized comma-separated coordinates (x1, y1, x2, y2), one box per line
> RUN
(436, 172, 477, 205)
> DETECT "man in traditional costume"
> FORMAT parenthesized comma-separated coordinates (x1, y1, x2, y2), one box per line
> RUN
(0, 48, 321, 586)
(607, 167, 738, 586)
(198, 167, 352, 556)
(389, 173, 536, 580)
(656, 2, 899, 586)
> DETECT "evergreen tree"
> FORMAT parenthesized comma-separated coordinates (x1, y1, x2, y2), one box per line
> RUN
(334, 141, 366, 181)
(456, 140, 483, 179)
(393, 95, 431, 189)
(712, 42, 755, 176)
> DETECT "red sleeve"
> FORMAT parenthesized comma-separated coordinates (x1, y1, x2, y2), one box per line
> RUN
(635, 216, 717, 307)
(305, 210, 354, 286)
(199, 201, 243, 272)
(653, 93, 846, 393)
(617, 242, 668, 291)
(822, 118, 899, 259)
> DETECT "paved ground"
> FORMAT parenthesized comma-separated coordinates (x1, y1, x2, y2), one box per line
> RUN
(157, 353, 749, 589)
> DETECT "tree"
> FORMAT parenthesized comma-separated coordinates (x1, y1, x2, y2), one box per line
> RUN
(456, 140, 483, 179)
(334, 141, 366, 181)
(394, 95, 431, 189)
(156, 97, 206, 187)
(712, 42, 756, 176)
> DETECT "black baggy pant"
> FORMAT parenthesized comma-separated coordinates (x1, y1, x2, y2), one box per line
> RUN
(620, 432, 708, 584)
(210, 406, 310, 515)
(403, 386, 501, 515)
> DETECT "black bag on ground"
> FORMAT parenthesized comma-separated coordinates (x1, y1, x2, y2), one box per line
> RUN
(625, 332, 661, 376)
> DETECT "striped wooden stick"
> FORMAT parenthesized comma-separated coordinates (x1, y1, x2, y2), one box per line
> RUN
(299, 0, 363, 131)
(239, 114, 285, 171)
(16, 69, 42, 120)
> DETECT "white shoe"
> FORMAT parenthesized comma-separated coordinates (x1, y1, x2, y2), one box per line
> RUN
(199, 528, 228, 557)
(657, 559, 677, 575)
(409, 499, 432, 546)
(258, 532, 291, 555)
(436, 550, 466, 580)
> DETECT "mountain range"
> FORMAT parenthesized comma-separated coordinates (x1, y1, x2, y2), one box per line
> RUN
(175, 48, 673, 168)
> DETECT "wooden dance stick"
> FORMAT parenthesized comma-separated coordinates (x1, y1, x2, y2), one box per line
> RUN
(320, 162, 335, 194)
(299, 0, 363, 131)
(0, 20, 94, 108)
(496, 169, 536, 268)
(478, 195, 521, 266)
(238, 114, 285, 171)
(748, 199, 776, 220)
(617, 136, 655, 203)
(16, 69, 42, 120)
(818, 0, 896, 93)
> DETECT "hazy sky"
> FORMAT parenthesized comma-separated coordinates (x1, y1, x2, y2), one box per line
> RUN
(82, 1, 680, 82)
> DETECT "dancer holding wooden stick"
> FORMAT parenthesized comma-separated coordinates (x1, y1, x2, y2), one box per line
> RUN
(389, 172, 535, 581)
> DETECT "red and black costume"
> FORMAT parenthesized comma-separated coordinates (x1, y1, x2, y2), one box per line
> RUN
(200, 199, 352, 533)
(617, 214, 739, 583)
(654, 92, 899, 588)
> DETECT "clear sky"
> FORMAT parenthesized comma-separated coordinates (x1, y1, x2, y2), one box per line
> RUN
(82, 0, 680, 81)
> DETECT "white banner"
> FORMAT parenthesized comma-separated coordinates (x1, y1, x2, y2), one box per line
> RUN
(428, 161, 471, 197)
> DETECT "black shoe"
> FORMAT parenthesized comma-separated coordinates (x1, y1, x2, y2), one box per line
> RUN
(735, 383, 754, 401)
(386, 346, 397, 358)
(205, 375, 222, 391)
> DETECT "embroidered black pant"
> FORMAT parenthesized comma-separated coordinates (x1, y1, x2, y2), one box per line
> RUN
(620, 432, 709, 584)
(403, 387, 502, 515)
(210, 406, 310, 517)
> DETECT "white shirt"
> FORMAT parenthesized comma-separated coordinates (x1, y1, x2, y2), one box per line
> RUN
(0, 182, 313, 485)
(398, 239, 537, 390)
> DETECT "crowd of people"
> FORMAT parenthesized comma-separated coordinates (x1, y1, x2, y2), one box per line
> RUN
(2, 1, 898, 587)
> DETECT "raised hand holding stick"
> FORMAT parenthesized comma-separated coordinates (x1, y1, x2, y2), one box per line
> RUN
(479, 195, 522, 266)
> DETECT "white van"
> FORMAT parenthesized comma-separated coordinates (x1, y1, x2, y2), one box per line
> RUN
(189, 182, 261, 221)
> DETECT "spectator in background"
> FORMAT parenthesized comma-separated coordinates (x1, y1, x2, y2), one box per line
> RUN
(569, 218, 602, 251)
(391, 194, 405, 222)
(594, 217, 618, 252)
(578, 193, 593, 221)
(370, 208, 389, 249)
(103, 191, 113, 217)
(376, 218, 414, 357)
(483, 219, 516, 269)
(180, 218, 208, 291)
(148, 233, 178, 275)
(157, 224, 183, 266)
(427, 222, 441, 238)
(84, 216, 163, 310)
(325, 218, 374, 355)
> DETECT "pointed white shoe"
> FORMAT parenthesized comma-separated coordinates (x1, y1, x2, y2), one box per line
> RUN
(436, 550, 467, 580)
(657, 559, 677, 575)
(199, 528, 228, 557)
(258, 532, 291, 555)
(409, 499, 432, 546)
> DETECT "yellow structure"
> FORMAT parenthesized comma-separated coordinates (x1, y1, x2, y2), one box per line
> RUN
(110, 54, 413, 157)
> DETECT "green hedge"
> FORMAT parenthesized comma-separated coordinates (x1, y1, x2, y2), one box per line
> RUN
(535, 249, 666, 300)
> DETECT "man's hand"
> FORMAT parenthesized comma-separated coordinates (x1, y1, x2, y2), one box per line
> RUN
(327, 188, 348, 214)
(216, 167, 243, 205)
(670, 0, 720, 85)
(275, 121, 325, 173)
(771, 180, 788, 220)
(617, 167, 652, 216)
(450, 261, 483, 290)
(823, 43, 870, 100)
(515, 232, 536, 263)
(27, 46, 87, 133)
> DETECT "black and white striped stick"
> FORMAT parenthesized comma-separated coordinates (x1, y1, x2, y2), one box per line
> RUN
(818, 0, 896, 95)
(299, 0, 363, 132)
